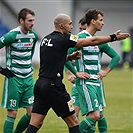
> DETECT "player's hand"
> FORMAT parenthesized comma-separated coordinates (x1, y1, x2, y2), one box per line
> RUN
(67, 74, 76, 84)
(115, 30, 130, 40)
(76, 72, 90, 79)
(0, 67, 14, 78)
(97, 70, 107, 80)
(65, 70, 76, 84)
(69, 51, 81, 60)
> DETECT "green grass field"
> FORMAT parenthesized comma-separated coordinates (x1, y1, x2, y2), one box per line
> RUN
(0, 67, 133, 133)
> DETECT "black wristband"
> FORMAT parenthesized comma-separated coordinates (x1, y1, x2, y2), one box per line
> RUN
(0, 66, 2, 72)
(109, 34, 117, 42)
(67, 54, 72, 61)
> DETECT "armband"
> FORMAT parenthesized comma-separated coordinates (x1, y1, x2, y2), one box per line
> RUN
(67, 54, 72, 61)
(109, 34, 117, 42)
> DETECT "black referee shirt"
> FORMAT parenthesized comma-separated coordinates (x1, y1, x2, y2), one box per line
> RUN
(39, 31, 78, 79)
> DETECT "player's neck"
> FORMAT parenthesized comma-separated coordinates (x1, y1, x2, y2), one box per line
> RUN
(20, 25, 28, 34)
(86, 26, 96, 36)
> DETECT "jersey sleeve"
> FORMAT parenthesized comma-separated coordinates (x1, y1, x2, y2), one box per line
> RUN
(64, 61, 77, 75)
(0, 31, 16, 49)
(64, 65, 69, 71)
(67, 47, 78, 54)
(33, 31, 39, 42)
(31, 31, 38, 58)
(64, 34, 79, 48)
(64, 47, 78, 74)
(99, 43, 120, 69)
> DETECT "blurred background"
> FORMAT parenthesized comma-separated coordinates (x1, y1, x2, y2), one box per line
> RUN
(0, 0, 133, 68)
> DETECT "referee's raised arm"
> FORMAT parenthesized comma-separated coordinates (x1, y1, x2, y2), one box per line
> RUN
(75, 30, 130, 48)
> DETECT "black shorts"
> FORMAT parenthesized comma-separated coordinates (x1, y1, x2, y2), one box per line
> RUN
(32, 77, 75, 118)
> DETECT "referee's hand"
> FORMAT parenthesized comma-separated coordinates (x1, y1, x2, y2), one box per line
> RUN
(115, 30, 130, 41)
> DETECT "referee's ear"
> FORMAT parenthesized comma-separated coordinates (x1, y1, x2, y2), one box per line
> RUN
(60, 23, 63, 29)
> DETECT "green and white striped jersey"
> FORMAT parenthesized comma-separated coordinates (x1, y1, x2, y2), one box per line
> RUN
(0, 26, 38, 78)
(77, 30, 101, 85)
(67, 30, 120, 85)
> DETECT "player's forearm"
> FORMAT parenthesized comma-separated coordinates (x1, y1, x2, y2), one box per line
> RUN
(64, 61, 77, 75)
(104, 67, 112, 75)
(65, 70, 73, 77)
(108, 54, 120, 69)
(98, 67, 112, 79)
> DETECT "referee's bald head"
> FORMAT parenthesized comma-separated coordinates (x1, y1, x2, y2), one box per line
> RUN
(54, 13, 70, 28)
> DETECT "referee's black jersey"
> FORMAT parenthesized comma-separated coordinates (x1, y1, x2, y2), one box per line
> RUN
(39, 31, 78, 79)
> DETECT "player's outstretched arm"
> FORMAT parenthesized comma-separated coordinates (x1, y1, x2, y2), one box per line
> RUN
(75, 30, 130, 48)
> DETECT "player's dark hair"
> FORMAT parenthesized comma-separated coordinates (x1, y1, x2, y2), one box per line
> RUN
(85, 9, 104, 26)
(18, 8, 35, 23)
(78, 17, 86, 25)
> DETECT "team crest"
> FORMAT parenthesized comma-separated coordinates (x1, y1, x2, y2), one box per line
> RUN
(30, 38, 33, 43)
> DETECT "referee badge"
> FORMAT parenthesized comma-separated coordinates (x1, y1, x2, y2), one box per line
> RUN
(67, 99, 74, 112)
(70, 34, 78, 42)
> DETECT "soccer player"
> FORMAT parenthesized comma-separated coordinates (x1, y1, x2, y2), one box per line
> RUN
(0, 8, 38, 133)
(78, 17, 87, 32)
(65, 17, 87, 84)
(25, 13, 129, 133)
(65, 9, 122, 133)
(65, 17, 87, 118)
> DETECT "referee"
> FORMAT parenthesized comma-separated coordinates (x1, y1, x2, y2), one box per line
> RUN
(26, 13, 130, 133)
